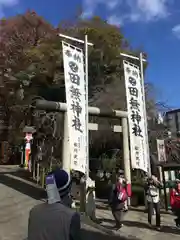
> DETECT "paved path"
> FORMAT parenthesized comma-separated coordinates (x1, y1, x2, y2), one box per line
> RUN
(0, 166, 179, 240)
(95, 202, 180, 240)
(0, 166, 42, 240)
(0, 166, 125, 240)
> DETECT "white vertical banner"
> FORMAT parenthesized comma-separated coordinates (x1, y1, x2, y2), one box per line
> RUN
(157, 139, 166, 162)
(123, 60, 148, 172)
(62, 41, 87, 174)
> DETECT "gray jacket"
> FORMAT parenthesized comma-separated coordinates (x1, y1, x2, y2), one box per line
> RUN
(28, 202, 81, 240)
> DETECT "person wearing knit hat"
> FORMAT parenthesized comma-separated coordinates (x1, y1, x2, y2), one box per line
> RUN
(28, 168, 81, 240)
(48, 168, 73, 207)
(52, 168, 72, 195)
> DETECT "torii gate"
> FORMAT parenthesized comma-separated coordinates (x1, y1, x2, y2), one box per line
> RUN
(35, 99, 131, 187)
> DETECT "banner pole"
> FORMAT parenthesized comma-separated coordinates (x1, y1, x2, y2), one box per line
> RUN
(60, 35, 93, 214)
(84, 34, 89, 179)
(139, 53, 151, 176)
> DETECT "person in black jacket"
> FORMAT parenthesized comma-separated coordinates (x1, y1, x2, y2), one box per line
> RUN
(28, 168, 81, 240)
(109, 176, 128, 230)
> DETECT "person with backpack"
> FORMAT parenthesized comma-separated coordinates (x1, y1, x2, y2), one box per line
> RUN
(109, 176, 128, 230)
(144, 175, 162, 230)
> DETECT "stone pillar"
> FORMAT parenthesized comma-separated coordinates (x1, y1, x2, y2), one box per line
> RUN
(122, 117, 131, 205)
(62, 112, 71, 174)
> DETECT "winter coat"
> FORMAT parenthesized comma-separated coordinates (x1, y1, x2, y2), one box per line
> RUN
(28, 202, 81, 240)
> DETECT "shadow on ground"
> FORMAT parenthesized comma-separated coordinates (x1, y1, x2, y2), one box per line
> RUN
(0, 171, 46, 200)
(0, 169, 83, 201)
(81, 227, 140, 240)
(96, 204, 109, 211)
(95, 203, 171, 216)
(23, 227, 140, 240)
(129, 207, 170, 215)
(95, 203, 146, 213)
(99, 217, 180, 235)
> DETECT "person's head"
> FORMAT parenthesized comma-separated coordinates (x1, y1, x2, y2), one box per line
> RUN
(147, 177, 153, 185)
(117, 176, 124, 184)
(49, 168, 72, 199)
(148, 174, 158, 183)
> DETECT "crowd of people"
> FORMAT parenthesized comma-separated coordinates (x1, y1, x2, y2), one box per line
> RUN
(27, 168, 180, 239)
(109, 173, 180, 231)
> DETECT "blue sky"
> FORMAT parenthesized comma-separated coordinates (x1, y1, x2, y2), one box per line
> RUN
(1, 0, 180, 109)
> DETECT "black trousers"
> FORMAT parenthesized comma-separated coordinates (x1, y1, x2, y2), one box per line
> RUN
(147, 202, 161, 227)
(172, 208, 180, 225)
(112, 209, 124, 227)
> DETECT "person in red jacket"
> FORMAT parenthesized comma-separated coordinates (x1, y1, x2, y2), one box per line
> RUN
(170, 182, 180, 227)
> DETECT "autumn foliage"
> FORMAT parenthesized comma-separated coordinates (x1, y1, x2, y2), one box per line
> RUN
(0, 11, 171, 164)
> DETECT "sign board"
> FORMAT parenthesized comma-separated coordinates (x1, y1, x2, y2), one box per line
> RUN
(157, 139, 166, 162)
(123, 60, 149, 172)
(62, 41, 87, 174)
